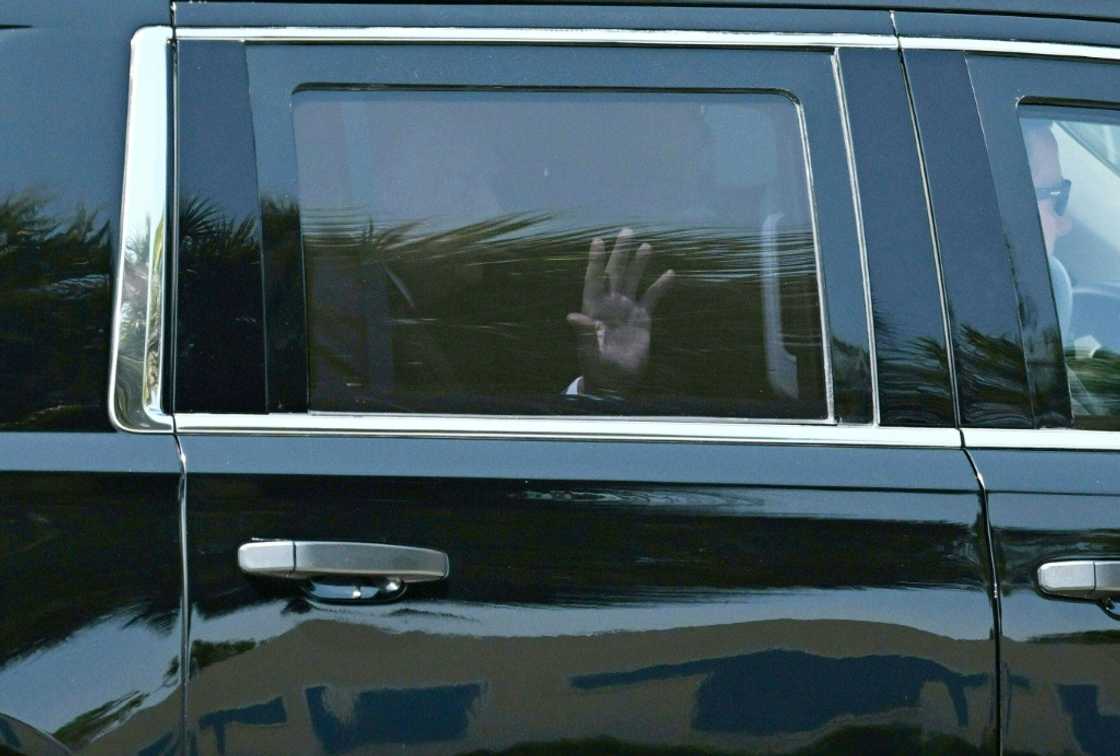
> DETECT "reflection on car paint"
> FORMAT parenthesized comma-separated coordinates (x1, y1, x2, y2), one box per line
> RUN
(192, 682, 487, 754)
(0, 712, 70, 756)
(137, 730, 176, 756)
(0, 466, 182, 754)
(306, 683, 484, 751)
(192, 640, 259, 672)
(0, 187, 111, 431)
(1058, 684, 1120, 756)
(183, 460, 995, 752)
(55, 691, 150, 749)
(198, 696, 286, 756)
(0, 716, 20, 751)
(572, 650, 987, 734)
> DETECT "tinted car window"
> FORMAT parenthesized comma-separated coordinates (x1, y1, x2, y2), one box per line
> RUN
(1020, 106, 1120, 427)
(174, 40, 875, 422)
(293, 88, 828, 418)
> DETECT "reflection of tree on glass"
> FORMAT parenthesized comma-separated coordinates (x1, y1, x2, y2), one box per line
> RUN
(298, 209, 827, 419)
(291, 89, 832, 418)
(0, 193, 113, 429)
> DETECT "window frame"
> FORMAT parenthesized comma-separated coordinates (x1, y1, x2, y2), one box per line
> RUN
(244, 41, 849, 422)
(113, 25, 964, 447)
(900, 35, 1120, 451)
(108, 26, 174, 434)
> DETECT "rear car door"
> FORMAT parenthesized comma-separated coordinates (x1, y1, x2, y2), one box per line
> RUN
(151, 8, 995, 754)
(901, 14, 1120, 755)
(0, 7, 183, 755)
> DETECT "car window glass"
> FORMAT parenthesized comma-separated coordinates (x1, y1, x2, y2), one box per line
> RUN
(1020, 106, 1120, 428)
(292, 88, 829, 419)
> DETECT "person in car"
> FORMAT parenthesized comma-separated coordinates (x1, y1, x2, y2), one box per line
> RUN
(1022, 119, 1115, 416)
(1023, 119, 1075, 340)
(566, 123, 1075, 400)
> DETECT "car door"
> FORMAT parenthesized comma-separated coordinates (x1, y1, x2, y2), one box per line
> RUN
(901, 16, 1120, 756)
(0, 7, 184, 756)
(152, 7, 996, 754)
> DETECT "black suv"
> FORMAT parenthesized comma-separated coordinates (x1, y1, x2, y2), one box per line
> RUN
(4, 1, 1120, 754)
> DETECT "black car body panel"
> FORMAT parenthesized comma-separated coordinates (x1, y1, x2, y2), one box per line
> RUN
(973, 451, 1120, 756)
(182, 436, 995, 754)
(0, 435, 183, 754)
(0, 0, 169, 431)
(0, 2, 184, 754)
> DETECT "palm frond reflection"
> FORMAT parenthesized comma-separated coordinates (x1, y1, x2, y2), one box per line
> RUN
(299, 208, 826, 418)
(0, 192, 111, 429)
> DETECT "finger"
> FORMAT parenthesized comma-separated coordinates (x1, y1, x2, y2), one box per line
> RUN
(640, 269, 676, 313)
(567, 313, 597, 330)
(583, 237, 607, 312)
(566, 312, 600, 363)
(604, 228, 634, 295)
(622, 242, 652, 300)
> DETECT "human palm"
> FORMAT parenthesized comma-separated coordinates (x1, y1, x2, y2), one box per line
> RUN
(567, 228, 674, 396)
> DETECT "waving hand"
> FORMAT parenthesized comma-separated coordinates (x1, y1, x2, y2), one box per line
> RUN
(566, 228, 675, 396)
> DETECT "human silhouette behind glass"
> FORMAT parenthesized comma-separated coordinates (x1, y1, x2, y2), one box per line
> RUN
(1022, 120, 1074, 339)
(1022, 118, 1112, 416)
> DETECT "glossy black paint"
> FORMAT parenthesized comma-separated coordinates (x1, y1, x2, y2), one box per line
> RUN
(965, 56, 1085, 429)
(0, 1, 168, 430)
(969, 451, 1120, 756)
(903, 50, 1036, 429)
(836, 48, 955, 427)
(9, 3, 1118, 755)
(0, 434, 183, 754)
(182, 436, 995, 754)
(0, 1, 186, 755)
(176, 42, 267, 415)
(894, 10, 1120, 46)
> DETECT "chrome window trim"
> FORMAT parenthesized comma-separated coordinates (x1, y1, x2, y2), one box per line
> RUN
(832, 54, 879, 425)
(117, 25, 1120, 442)
(175, 413, 962, 447)
(164, 25, 882, 441)
(792, 90, 839, 424)
(900, 36, 1120, 63)
(109, 26, 174, 434)
(964, 428, 1120, 451)
(175, 27, 898, 48)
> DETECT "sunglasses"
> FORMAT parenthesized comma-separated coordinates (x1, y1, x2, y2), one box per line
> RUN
(1035, 178, 1072, 216)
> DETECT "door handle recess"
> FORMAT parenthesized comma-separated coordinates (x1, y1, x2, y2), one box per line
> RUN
(1038, 560, 1120, 600)
(239, 540, 450, 583)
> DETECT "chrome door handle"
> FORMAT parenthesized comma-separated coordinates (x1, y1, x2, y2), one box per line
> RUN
(1038, 560, 1120, 599)
(239, 540, 450, 583)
